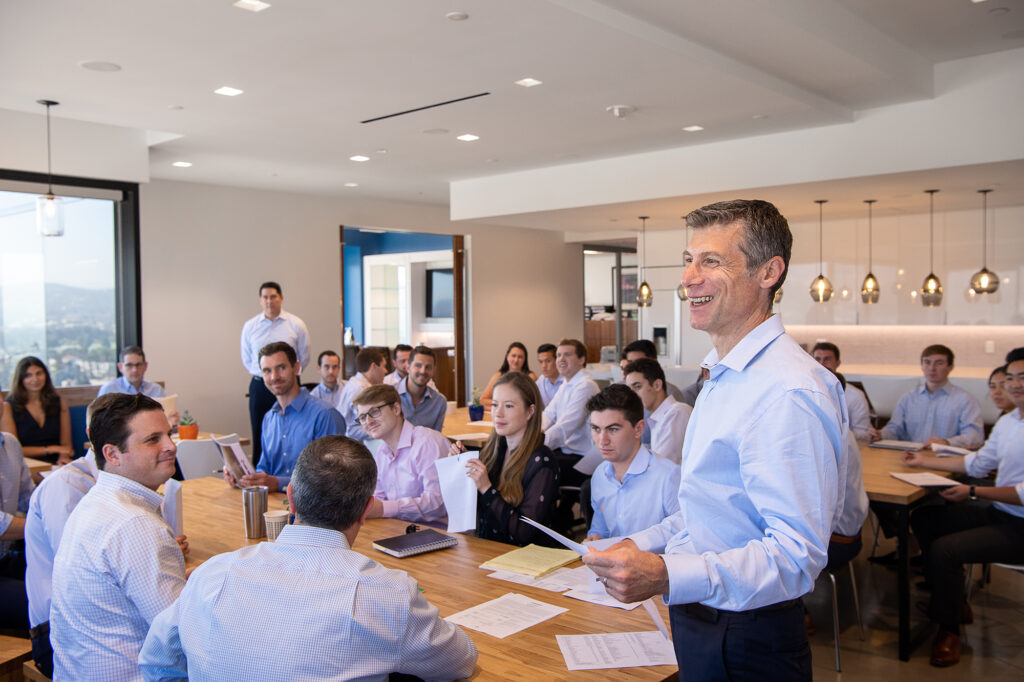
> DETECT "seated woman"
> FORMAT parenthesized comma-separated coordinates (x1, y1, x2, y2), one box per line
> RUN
(451, 372, 559, 547)
(989, 364, 1014, 417)
(1, 357, 72, 465)
(479, 342, 535, 409)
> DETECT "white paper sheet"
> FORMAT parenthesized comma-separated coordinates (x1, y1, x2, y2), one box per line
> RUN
(445, 592, 567, 638)
(564, 588, 643, 610)
(434, 450, 479, 533)
(931, 443, 972, 457)
(448, 432, 491, 441)
(889, 472, 957, 487)
(161, 478, 183, 536)
(573, 448, 604, 475)
(521, 516, 587, 554)
(485, 565, 594, 593)
(556, 631, 677, 671)
(584, 536, 625, 552)
(642, 598, 671, 640)
(467, 420, 494, 427)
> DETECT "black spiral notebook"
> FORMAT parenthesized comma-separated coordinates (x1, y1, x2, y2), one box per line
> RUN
(372, 529, 458, 558)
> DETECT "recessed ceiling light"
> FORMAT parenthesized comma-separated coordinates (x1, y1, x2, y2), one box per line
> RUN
(233, 0, 271, 11)
(456, 133, 479, 142)
(446, 11, 469, 21)
(343, 182, 359, 188)
(172, 161, 192, 168)
(79, 60, 121, 72)
(423, 128, 449, 135)
(682, 125, 704, 132)
(515, 77, 542, 88)
(214, 86, 243, 96)
(971, 0, 988, 3)
(349, 155, 370, 162)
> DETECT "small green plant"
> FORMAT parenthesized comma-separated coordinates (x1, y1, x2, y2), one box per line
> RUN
(179, 410, 196, 426)
(471, 387, 482, 407)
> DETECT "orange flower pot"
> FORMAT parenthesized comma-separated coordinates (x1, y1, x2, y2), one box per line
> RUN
(178, 424, 199, 440)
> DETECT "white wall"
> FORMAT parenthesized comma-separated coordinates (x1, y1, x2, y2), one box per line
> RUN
(138, 179, 582, 443)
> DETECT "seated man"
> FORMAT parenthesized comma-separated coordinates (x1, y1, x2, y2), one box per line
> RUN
(543, 339, 601, 480)
(0, 429, 34, 635)
(535, 343, 564, 407)
(384, 344, 437, 390)
(812, 341, 871, 441)
(50, 394, 187, 681)
(903, 349, 1024, 667)
(871, 344, 983, 448)
(623, 358, 691, 464)
(139, 435, 478, 680)
(309, 349, 345, 412)
(354, 384, 447, 524)
(397, 346, 446, 432)
(98, 345, 179, 424)
(225, 342, 345, 493)
(679, 367, 709, 408)
(584, 385, 680, 541)
(619, 340, 685, 402)
(338, 347, 387, 441)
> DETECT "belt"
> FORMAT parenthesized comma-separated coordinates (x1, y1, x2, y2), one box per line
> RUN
(830, 532, 860, 544)
(677, 599, 800, 624)
(29, 622, 49, 640)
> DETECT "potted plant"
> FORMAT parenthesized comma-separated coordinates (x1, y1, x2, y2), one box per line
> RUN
(178, 410, 199, 440)
(468, 387, 485, 422)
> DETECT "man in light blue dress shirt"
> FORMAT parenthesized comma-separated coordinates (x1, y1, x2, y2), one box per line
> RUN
(397, 346, 446, 432)
(534, 343, 564, 407)
(140, 435, 478, 680)
(585, 200, 847, 680)
(309, 349, 346, 412)
(239, 282, 311, 465)
(871, 344, 984, 449)
(97, 346, 179, 424)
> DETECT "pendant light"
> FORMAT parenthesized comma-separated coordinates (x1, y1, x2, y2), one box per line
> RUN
(35, 99, 65, 237)
(920, 189, 943, 307)
(969, 189, 998, 295)
(676, 216, 688, 301)
(860, 200, 880, 304)
(636, 216, 653, 307)
(809, 200, 833, 302)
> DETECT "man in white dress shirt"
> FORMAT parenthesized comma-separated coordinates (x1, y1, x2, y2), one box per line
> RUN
(623, 357, 691, 464)
(337, 347, 387, 441)
(812, 341, 871, 441)
(50, 394, 188, 682)
(139, 435, 477, 680)
(309, 350, 345, 412)
(383, 344, 412, 387)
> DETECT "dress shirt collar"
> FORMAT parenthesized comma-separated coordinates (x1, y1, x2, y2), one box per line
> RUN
(601, 445, 653, 483)
(398, 377, 436, 400)
(541, 375, 561, 387)
(914, 382, 950, 397)
(701, 314, 785, 377)
(271, 388, 311, 416)
(275, 524, 351, 550)
(381, 420, 416, 460)
(648, 394, 678, 424)
(563, 368, 592, 387)
(95, 470, 164, 511)
(317, 381, 340, 395)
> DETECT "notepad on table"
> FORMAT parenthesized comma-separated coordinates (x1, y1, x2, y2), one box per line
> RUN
(889, 472, 957, 488)
(931, 443, 972, 457)
(480, 544, 580, 577)
(372, 529, 457, 558)
(870, 440, 924, 451)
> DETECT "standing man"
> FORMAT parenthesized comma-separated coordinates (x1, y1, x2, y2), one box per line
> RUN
(871, 344, 984, 448)
(225, 342, 345, 493)
(812, 341, 872, 441)
(240, 281, 310, 465)
(398, 346, 446, 432)
(338, 348, 387, 441)
(584, 200, 847, 680)
(98, 345, 179, 425)
(535, 343, 564, 407)
(50, 394, 188, 681)
(310, 350, 346, 413)
(623, 357, 691, 464)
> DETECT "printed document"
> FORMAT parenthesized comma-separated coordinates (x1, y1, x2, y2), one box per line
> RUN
(445, 592, 567, 638)
(556, 631, 677, 670)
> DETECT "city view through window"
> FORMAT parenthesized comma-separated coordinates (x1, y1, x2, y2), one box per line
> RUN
(0, 189, 118, 389)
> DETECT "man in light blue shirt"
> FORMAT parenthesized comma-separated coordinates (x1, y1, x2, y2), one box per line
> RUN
(97, 346, 179, 425)
(585, 200, 846, 680)
(535, 343, 564, 407)
(584, 384, 679, 541)
(309, 349, 345, 413)
(224, 342, 345, 493)
(872, 344, 984, 449)
(397, 346, 446, 432)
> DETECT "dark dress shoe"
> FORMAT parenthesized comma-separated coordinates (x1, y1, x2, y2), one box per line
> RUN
(930, 630, 961, 667)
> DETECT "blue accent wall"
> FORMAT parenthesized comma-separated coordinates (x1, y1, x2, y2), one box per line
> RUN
(342, 229, 452, 344)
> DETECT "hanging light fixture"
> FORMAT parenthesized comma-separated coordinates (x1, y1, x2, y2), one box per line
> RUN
(921, 189, 943, 307)
(35, 99, 65, 237)
(676, 216, 688, 301)
(860, 199, 880, 304)
(636, 216, 653, 307)
(970, 189, 998, 295)
(809, 200, 833, 302)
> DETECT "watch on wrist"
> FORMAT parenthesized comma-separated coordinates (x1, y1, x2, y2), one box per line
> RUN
(969, 485, 978, 501)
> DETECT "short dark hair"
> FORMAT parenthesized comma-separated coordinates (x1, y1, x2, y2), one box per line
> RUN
(393, 344, 413, 359)
(412, 346, 435, 363)
(290, 436, 378, 531)
(586, 383, 644, 426)
(259, 281, 282, 296)
(990, 364, 1008, 382)
(259, 342, 297, 366)
(89, 393, 165, 471)
(623, 358, 665, 392)
(120, 345, 146, 362)
(685, 199, 792, 304)
(921, 344, 954, 365)
(352, 384, 400, 407)
(623, 340, 657, 360)
(811, 342, 841, 363)
(1006, 347, 1024, 365)
(356, 347, 384, 373)
(557, 338, 587, 360)
(537, 343, 556, 356)
(317, 350, 339, 366)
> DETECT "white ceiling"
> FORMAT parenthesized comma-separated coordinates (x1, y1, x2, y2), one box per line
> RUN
(1, 0, 1022, 225)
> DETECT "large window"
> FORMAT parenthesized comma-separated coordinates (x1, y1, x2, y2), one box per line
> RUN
(0, 172, 140, 389)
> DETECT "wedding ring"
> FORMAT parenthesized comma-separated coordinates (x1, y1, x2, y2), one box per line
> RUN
(602, 576, 609, 585)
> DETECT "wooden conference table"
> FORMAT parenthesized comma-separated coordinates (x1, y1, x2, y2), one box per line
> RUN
(442, 407, 494, 449)
(181, 477, 677, 681)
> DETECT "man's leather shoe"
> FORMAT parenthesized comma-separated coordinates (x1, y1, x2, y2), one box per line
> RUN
(930, 630, 961, 667)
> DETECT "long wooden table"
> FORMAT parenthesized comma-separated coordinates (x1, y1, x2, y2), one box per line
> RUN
(442, 406, 494, 449)
(859, 443, 952, 661)
(180, 477, 676, 680)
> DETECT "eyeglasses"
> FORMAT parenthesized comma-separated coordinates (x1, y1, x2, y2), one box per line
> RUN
(356, 403, 392, 425)
(122, 362, 145, 369)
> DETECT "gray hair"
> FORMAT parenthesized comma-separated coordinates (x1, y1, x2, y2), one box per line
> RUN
(290, 436, 377, 531)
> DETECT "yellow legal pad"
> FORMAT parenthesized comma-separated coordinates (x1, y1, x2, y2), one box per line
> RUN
(479, 544, 580, 578)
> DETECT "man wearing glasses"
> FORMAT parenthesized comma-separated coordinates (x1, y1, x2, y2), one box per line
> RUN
(98, 346, 179, 424)
(352, 384, 447, 525)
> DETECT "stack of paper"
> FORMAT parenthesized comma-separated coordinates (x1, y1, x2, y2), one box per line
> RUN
(485, 565, 594, 593)
(556, 631, 676, 670)
(479, 544, 580, 577)
(445, 592, 567, 638)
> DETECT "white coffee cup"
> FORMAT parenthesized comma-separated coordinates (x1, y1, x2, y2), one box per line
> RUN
(264, 510, 290, 542)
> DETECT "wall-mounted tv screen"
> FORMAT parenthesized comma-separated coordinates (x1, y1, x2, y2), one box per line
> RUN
(426, 268, 454, 318)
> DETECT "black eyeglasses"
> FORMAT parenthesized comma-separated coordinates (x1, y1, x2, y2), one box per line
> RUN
(356, 403, 392, 425)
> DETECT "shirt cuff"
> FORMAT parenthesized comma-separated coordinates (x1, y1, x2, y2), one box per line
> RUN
(662, 552, 712, 606)
(381, 499, 400, 518)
